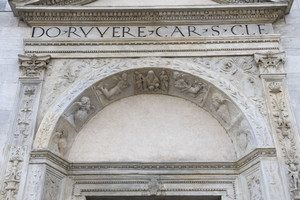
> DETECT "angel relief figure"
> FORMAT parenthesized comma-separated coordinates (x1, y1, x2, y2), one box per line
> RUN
(65, 96, 94, 129)
(97, 73, 129, 100)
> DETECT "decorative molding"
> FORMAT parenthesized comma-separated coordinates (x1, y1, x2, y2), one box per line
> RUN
(24, 36, 281, 58)
(73, 178, 236, 199)
(15, 4, 287, 26)
(24, 37, 281, 46)
(30, 0, 95, 6)
(29, 148, 276, 173)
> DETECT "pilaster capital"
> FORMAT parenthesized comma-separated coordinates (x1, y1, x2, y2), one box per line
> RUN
(254, 52, 286, 76)
(18, 54, 51, 79)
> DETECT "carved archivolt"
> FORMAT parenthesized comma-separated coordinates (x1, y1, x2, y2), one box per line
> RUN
(33, 59, 273, 162)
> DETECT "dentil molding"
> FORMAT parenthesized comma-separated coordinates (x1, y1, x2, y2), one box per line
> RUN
(13, 3, 288, 26)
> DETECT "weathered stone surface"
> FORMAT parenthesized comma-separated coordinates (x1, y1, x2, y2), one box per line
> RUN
(69, 95, 237, 162)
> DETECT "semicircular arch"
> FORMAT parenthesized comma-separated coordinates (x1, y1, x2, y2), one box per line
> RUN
(33, 59, 273, 161)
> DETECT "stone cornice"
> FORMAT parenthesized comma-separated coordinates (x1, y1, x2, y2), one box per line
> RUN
(29, 148, 276, 175)
(15, 3, 288, 26)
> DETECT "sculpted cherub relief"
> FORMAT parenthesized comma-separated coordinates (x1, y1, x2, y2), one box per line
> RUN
(211, 92, 232, 125)
(97, 73, 130, 100)
(65, 96, 94, 129)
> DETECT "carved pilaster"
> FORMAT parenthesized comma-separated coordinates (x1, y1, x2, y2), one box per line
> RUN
(0, 54, 51, 200)
(255, 52, 300, 200)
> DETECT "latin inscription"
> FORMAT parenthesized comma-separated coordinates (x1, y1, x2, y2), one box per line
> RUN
(32, 24, 273, 39)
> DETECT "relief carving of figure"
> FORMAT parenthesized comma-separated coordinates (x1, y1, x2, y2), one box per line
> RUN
(135, 70, 169, 92)
(135, 71, 146, 90)
(52, 131, 68, 156)
(236, 120, 250, 151)
(65, 96, 94, 128)
(287, 161, 300, 190)
(97, 73, 129, 100)
(173, 72, 208, 99)
(159, 71, 169, 91)
(211, 93, 232, 125)
(146, 70, 160, 91)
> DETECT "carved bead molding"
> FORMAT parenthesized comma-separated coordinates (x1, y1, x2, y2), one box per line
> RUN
(0, 54, 51, 200)
(255, 52, 300, 200)
(19, 54, 51, 79)
(254, 52, 286, 75)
